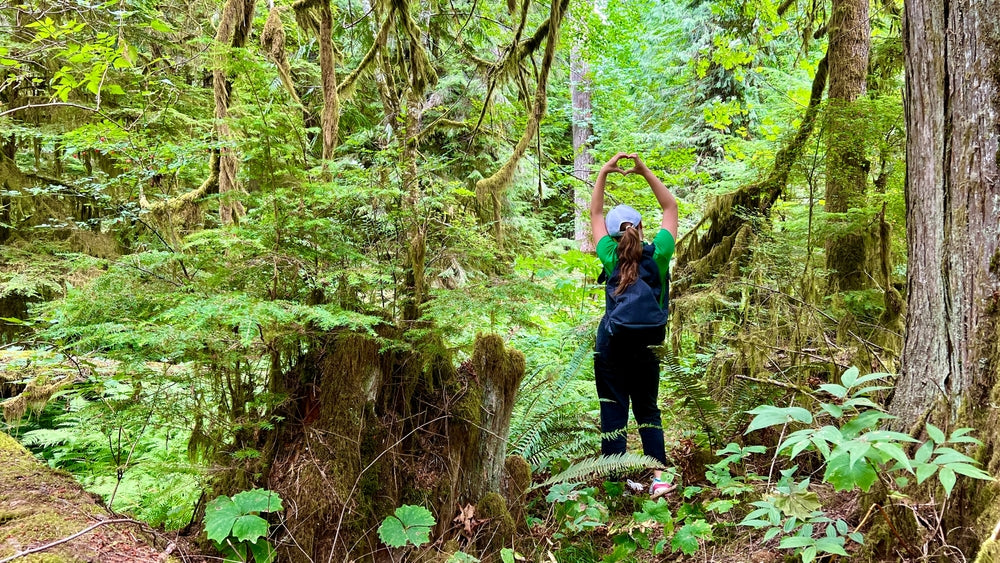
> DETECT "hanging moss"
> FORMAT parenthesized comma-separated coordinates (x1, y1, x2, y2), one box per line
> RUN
(261, 6, 301, 106)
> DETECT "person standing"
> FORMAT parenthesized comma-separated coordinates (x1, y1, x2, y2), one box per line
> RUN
(589, 152, 679, 498)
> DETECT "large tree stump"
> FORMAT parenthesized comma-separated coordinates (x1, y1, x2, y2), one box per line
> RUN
(249, 330, 525, 562)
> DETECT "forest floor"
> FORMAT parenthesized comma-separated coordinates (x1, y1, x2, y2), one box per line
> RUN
(0, 430, 199, 563)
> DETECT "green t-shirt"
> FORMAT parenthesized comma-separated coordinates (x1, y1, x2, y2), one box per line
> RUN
(596, 228, 675, 307)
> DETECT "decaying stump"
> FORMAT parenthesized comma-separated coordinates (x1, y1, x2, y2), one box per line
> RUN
(252, 330, 526, 562)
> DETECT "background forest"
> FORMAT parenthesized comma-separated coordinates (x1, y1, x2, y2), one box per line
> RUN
(1, 0, 999, 561)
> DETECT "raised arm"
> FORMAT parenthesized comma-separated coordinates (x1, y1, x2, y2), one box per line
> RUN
(632, 154, 678, 239)
(590, 152, 630, 247)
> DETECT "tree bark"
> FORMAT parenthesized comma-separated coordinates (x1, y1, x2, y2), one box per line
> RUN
(212, 0, 256, 226)
(570, 32, 594, 252)
(318, 0, 339, 163)
(823, 0, 871, 291)
(887, 0, 1000, 551)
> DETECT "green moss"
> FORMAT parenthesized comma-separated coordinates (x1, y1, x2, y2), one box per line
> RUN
(503, 455, 531, 502)
(0, 432, 113, 561)
(976, 539, 1000, 563)
(476, 492, 514, 553)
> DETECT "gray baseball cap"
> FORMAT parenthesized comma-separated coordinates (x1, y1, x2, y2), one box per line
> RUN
(606, 205, 642, 238)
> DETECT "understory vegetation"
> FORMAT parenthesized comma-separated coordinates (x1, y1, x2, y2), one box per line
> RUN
(2, 0, 997, 561)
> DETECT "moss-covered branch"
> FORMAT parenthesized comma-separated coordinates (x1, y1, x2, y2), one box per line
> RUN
(673, 54, 829, 293)
(473, 0, 569, 247)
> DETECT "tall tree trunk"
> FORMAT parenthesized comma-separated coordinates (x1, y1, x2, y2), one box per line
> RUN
(570, 32, 594, 253)
(887, 0, 1000, 552)
(213, 0, 256, 225)
(401, 88, 426, 323)
(823, 0, 871, 291)
(318, 0, 339, 164)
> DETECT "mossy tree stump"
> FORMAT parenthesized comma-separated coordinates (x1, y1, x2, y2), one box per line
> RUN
(241, 331, 526, 562)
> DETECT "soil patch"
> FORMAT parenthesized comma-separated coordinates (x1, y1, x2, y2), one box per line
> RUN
(0, 431, 179, 562)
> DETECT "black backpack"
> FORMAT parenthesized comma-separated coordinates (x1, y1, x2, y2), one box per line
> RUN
(599, 243, 669, 336)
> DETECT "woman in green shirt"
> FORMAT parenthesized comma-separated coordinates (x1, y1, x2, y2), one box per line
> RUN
(589, 152, 679, 498)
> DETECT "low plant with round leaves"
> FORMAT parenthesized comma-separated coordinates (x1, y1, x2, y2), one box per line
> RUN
(204, 489, 284, 563)
(378, 504, 436, 548)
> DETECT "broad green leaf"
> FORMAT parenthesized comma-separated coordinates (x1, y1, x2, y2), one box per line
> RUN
(872, 442, 913, 473)
(671, 519, 712, 555)
(840, 411, 893, 437)
(248, 539, 276, 563)
(862, 430, 919, 443)
(204, 496, 241, 543)
(814, 536, 849, 556)
(835, 519, 848, 535)
(947, 462, 993, 480)
(499, 548, 523, 563)
(233, 489, 284, 514)
(149, 18, 174, 32)
(939, 467, 956, 497)
(378, 505, 434, 548)
(378, 516, 409, 548)
(915, 463, 938, 484)
(706, 499, 735, 513)
(818, 384, 848, 399)
(763, 527, 782, 542)
(932, 447, 977, 465)
(948, 428, 981, 445)
(220, 541, 248, 563)
(840, 367, 859, 388)
(636, 498, 673, 524)
(914, 441, 935, 464)
(824, 454, 878, 491)
(232, 514, 269, 544)
(926, 423, 946, 444)
(820, 402, 844, 419)
(852, 372, 891, 387)
(395, 504, 436, 528)
(778, 536, 815, 548)
(841, 397, 882, 411)
(773, 489, 822, 520)
(446, 552, 480, 562)
(745, 406, 813, 434)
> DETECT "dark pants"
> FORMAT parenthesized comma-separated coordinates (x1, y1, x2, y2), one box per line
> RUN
(594, 326, 667, 466)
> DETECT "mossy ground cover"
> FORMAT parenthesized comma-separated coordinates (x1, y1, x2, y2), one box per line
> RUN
(0, 431, 168, 562)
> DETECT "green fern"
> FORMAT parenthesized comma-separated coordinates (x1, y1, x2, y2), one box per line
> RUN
(657, 346, 724, 448)
(538, 452, 663, 487)
(509, 334, 597, 467)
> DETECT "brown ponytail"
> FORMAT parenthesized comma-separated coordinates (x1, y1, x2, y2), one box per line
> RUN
(614, 224, 643, 295)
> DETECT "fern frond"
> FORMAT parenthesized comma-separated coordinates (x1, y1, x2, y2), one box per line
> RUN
(523, 423, 600, 467)
(509, 333, 595, 462)
(657, 346, 724, 448)
(538, 452, 663, 488)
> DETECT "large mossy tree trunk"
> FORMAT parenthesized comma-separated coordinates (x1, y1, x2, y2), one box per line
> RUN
(885, 0, 1000, 554)
(823, 0, 872, 292)
(258, 332, 527, 562)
